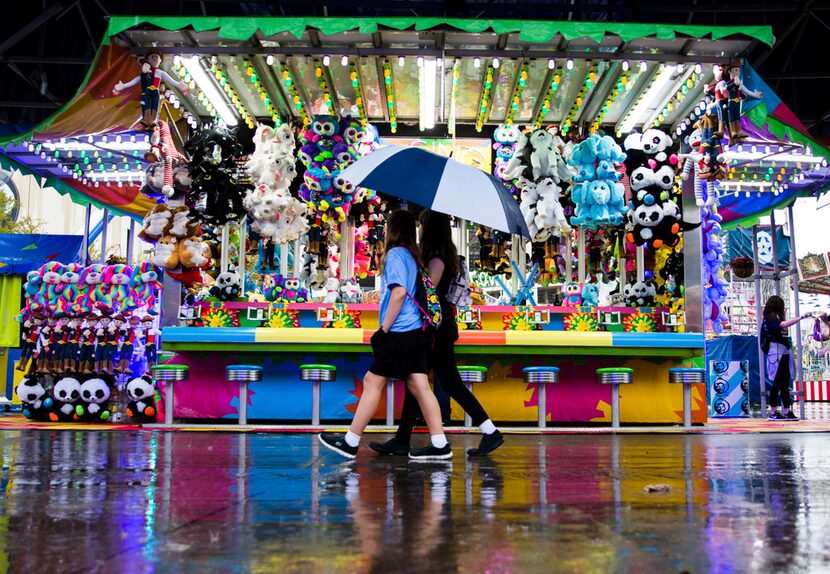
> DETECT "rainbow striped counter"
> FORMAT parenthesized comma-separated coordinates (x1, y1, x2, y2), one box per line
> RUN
(159, 303, 705, 425)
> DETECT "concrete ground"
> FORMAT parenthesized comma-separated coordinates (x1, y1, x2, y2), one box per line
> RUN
(1, 430, 829, 573)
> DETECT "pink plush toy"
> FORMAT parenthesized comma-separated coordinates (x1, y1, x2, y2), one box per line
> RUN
(130, 261, 162, 314)
(562, 281, 583, 306)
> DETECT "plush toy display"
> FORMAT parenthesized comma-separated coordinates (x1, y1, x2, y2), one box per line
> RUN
(210, 269, 242, 301)
(702, 205, 728, 334)
(17, 376, 49, 420)
(715, 62, 762, 144)
(562, 282, 583, 306)
(493, 124, 522, 199)
(567, 134, 627, 228)
(49, 376, 82, 421)
(262, 275, 310, 303)
(581, 283, 600, 307)
(125, 375, 158, 423)
(624, 281, 657, 308)
(112, 49, 189, 131)
(184, 125, 245, 225)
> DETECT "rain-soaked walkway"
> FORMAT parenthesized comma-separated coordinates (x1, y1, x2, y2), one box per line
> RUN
(2, 430, 830, 573)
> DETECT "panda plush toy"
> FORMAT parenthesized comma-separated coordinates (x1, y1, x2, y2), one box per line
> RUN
(210, 268, 242, 301)
(125, 375, 158, 423)
(75, 377, 112, 422)
(16, 376, 50, 420)
(49, 376, 83, 422)
(624, 281, 657, 308)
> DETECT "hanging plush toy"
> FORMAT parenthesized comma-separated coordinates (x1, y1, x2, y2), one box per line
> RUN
(184, 125, 245, 225)
(566, 134, 627, 228)
(112, 50, 189, 131)
(717, 62, 762, 144)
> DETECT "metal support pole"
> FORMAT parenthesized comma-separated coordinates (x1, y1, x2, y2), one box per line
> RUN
(239, 218, 246, 297)
(81, 204, 92, 265)
(611, 384, 620, 428)
(636, 246, 645, 283)
(220, 223, 230, 274)
(538, 384, 547, 428)
(99, 207, 110, 264)
(464, 382, 472, 427)
(565, 237, 573, 282)
(770, 210, 781, 297)
(312, 380, 321, 426)
(165, 382, 174, 424)
(577, 227, 586, 283)
(680, 171, 704, 333)
(788, 204, 806, 420)
(753, 225, 768, 416)
(126, 219, 136, 265)
(386, 381, 394, 426)
(239, 382, 248, 425)
(340, 221, 352, 281)
(618, 232, 626, 296)
(510, 239, 519, 294)
(293, 238, 302, 277)
(280, 243, 289, 277)
(683, 383, 692, 428)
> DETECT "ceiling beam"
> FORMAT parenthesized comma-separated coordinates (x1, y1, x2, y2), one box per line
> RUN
(0, 3, 65, 57)
(0, 56, 92, 65)
(0, 101, 60, 109)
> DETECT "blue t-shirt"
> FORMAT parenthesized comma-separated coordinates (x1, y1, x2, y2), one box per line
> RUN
(379, 247, 423, 332)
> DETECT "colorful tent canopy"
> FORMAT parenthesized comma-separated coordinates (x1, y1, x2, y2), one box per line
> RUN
(0, 234, 84, 275)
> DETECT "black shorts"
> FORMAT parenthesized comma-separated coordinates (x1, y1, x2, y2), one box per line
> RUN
(369, 328, 429, 380)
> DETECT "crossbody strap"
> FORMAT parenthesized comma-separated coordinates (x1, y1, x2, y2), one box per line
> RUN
(405, 291, 430, 331)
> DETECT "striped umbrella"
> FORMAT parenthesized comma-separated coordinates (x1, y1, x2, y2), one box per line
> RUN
(340, 145, 529, 237)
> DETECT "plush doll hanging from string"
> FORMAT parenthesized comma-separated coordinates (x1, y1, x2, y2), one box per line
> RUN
(112, 50, 189, 131)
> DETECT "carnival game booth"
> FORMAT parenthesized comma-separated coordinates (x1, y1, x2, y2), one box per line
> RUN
(2, 17, 829, 427)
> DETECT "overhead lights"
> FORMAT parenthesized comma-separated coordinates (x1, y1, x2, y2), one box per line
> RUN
(417, 56, 424, 67)
(322, 55, 330, 67)
(341, 55, 349, 66)
(566, 59, 574, 70)
(492, 57, 500, 69)
(181, 56, 238, 126)
(617, 64, 677, 133)
(173, 55, 181, 67)
(694, 63, 702, 74)
(398, 56, 405, 67)
(266, 54, 274, 66)
(473, 57, 481, 68)
(621, 60, 630, 72)
(419, 58, 437, 131)
(639, 61, 648, 72)
(548, 58, 555, 69)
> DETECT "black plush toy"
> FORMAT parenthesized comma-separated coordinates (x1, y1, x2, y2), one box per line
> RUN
(184, 125, 246, 225)
(125, 375, 158, 423)
(75, 376, 112, 422)
(210, 269, 242, 301)
(659, 250, 685, 296)
(16, 376, 50, 421)
(625, 281, 657, 308)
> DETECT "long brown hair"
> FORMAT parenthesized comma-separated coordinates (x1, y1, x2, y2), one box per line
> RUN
(763, 295, 786, 320)
(419, 210, 458, 279)
(380, 209, 419, 271)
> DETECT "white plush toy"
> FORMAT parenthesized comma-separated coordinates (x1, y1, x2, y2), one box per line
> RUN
(323, 277, 341, 303)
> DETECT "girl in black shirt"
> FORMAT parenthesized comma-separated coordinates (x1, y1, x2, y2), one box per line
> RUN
(761, 295, 811, 421)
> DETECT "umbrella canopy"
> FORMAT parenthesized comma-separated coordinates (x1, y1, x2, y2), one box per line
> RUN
(340, 145, 530, 237)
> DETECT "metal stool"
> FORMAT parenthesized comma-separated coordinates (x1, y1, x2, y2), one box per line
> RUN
(458, 366, 488, 427)
(523, 366, 560, 428)
(226, 365, 263, 425)
(386, 379, 398, 426)
(669, 368, 706, 428)
(597, 367, 633, 428)
(150, 364, 189, 425)
(299, 364, 337, 425)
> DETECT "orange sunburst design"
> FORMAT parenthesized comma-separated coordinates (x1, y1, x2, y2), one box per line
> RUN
(345, 377, 405, 419)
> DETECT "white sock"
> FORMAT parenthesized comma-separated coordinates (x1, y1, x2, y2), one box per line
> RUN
(479, 419, 497, 435)
(431, 434, 448, 448)
(345, 431, 361, 447)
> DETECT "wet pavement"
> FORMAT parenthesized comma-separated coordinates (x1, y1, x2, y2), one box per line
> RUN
(2, 431, 830, 573)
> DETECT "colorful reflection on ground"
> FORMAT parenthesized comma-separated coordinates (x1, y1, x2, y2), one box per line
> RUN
(0, 431, 828, 573)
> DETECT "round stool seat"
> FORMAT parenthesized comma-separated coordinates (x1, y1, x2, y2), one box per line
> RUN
(597, 367, 633, 385)
(150, 365, 189, 382)
(226, 365, 263, 382)
(458, 366, 488, 383)
(300, 364, 337, 382)
(668, 368, 706, 384)
(523, 366, 560, 384)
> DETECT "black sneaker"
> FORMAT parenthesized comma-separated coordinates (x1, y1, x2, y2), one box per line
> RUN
(785, 411, 799, 421)
(409, 443, 452, 461)
(467, 430, 505, 457)
(318, 433, 358, 459)
(369, 437, 410, 456)
(768, 412, 787, 421)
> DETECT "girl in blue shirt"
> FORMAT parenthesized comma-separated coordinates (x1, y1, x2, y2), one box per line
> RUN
(319, 210, 451, 460)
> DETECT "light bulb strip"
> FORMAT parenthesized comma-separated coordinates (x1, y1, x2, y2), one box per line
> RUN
(651, 70, 701, 128)
(475, 64, 496, 132)
(448, 59, 460, 135)
(243, 59, 281, 125)
(562, 64, 599, 134)
(382, 58, 397, 133)
(505, 62, 529, 126)
(313, 60, 335, 115)
(172, 60, 217, 117)
(534, 67, 562, 128)
(211, 62, 255, 128)
(277, 60, 309, 124)
(349, 63, 367, 122)
(591, 69, 631, 134)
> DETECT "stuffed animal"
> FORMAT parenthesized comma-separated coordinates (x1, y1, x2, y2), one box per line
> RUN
(624, 281, 657, 307)
(153, 236, 180, 270)
(323, 277, 341, 303)
(562, 282, 583, 306)
(339, 279, 363, 304)
(125, 375, 158, 423)
(178, 237, 210, 269)
(581, 283, 600, 307)
(130, 262, 162, 313)
(16, 376, 49, 420)
(49, 376, 82, 421)
(112, 49, 189, 131)
(184, 125, 245, 225)
(75, 377, 112, 421)
(210, 270, 242, 301)
(167, 206, 196, 238)
(139, 204, 173, 243)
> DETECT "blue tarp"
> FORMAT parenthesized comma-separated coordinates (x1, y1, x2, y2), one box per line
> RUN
(0, 233, 83, 275)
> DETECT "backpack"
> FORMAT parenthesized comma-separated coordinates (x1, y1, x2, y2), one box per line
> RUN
(446, 255, 473, 307)
(407, 266, 443, 331)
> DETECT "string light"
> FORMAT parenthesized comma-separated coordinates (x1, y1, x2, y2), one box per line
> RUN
(314, 60, 335, 114)
(474, 57, 481, 69)
(562, 64, 598, 135)
(475, 64, 495, 132)
(243, 59, 280, 125)
(322, 55, 330, 67)
(382, 58, 397, 133)
(398, 56, 405, 67)
(448, 59, 460, 136)
(651, 68, 701, 128)
(349, 62, 367, 121)
(277, 59, 309, 124)
(505, 62, 529, 126)
(211, 61, 255, 128)
(492, 57, 500, 69)
(535, 66, 561, 128)
(591, 68, 631, 134)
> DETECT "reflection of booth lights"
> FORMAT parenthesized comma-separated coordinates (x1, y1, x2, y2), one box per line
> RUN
(275, 59, 309, 124)
(505, 62, 528, 126)
(448, 59, 460, 135)
(473, 57, 481, 69)
(618, 64, 676, 134)
(382, 59, 398, 133)
(419, 58, 437, 131)
(535, 67, 561, 127)
(181, 56, 238, 126)
(622, 60, 630, 72)
(591, 68, 630, 133)
(349, 63, 367, 121)
(475, 64, 495, 132)
(314, 60, 335, 114)
(562, 64, 598, 135)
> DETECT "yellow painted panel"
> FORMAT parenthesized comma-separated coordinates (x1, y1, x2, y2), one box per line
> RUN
(255, 328, 365, 344)
(505, 330, 613, 347)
